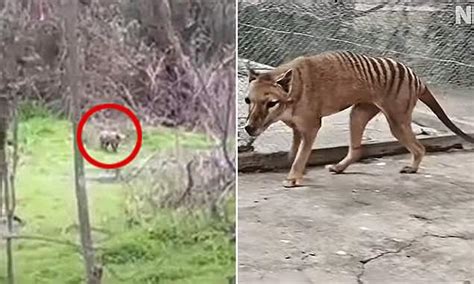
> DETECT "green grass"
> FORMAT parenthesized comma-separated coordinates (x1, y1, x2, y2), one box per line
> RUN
(81, 125, 214, 165)
(0, 113, 235, 284)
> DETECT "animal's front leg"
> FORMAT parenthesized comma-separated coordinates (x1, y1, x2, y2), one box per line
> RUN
(283, 123, 320, 188)
(289, 127, 302, 163)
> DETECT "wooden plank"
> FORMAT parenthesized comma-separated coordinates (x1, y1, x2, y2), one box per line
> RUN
(238, 134, 472, 173)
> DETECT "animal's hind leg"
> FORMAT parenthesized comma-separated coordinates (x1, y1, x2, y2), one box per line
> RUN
(328, 103, 379, 174)
(103, 141, 111, 152)
(385, 114, 425, 173)
(111, 142, 118, 152)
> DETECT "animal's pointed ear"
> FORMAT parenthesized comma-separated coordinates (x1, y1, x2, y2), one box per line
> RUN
(248, 68, 259, 83)
(275, 69, 293, 93)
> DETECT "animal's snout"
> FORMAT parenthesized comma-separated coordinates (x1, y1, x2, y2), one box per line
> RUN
(244, 124, 257, 136)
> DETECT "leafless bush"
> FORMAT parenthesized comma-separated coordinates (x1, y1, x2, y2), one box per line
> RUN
(122, 146, 235, 222)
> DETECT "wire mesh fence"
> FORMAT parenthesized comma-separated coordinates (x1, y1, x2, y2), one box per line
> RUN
(237, 0, 474, 151)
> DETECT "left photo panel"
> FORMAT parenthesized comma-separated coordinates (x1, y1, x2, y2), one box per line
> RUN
(0, 0, 236, 283)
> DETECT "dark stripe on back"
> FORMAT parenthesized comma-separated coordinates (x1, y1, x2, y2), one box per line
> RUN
(395, 62, 406, 95)
(352, 54, 369, 82)
(339, 52, 357, 73)
(404, 67, 416, 111)
(385, 59, 397, 95)
(368, 57, 382, 86)
(346, 51, 365, 80)
(359, 55, 375, 84)
(332, 52, 346, 66)
(406, 66, 414, 96)
(374, 58, 388, 86)
(414, 74, 420, 93)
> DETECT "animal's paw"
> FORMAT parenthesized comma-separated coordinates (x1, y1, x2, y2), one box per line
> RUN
(399, 166, 418, 174)
(282, 178, 303, 188)
(326, 164, 344, 174)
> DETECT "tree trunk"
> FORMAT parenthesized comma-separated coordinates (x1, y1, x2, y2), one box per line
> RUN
(138, 0, 182, 54)
(0, 96, 14, 284)
(0, 3, 18, 282)
(64, 0, 101, 283)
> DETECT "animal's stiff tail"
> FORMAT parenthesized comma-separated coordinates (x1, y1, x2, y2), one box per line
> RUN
(419, 88, 474, 143)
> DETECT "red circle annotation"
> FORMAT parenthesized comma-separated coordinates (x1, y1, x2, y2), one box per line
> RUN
(76, 103, 142, 169)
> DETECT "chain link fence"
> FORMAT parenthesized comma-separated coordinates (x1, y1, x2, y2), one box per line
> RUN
(238, 0, 474, 151)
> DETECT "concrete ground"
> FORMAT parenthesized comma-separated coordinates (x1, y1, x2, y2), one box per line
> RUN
(238, 150, 474, 283)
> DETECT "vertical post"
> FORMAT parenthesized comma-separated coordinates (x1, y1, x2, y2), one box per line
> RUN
(1, 1, 19, 280)
(9, 96, 18, 217)
(64, 0, 101, 283)
(0, 96, 14, 284)
(0, 107, 3, 219)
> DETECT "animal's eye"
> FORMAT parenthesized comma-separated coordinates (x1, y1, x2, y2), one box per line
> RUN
(267, 100, 279, 109)
(244, 97, 250, 104)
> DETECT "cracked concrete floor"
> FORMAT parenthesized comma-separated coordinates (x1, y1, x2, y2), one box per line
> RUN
(238, 150, 474, 284)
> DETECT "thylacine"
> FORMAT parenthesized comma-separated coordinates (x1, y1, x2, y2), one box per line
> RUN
(244, 51, 474, 188)
(99, 130, 125, 152)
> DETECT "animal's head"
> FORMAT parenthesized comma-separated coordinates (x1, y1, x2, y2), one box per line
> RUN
(116, 133, 126, 141)
(244, 68, 295, 136)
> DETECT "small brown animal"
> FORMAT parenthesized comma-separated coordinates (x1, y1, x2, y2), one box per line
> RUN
(99, 130, 125, 152)
(244, 51, 474, 188)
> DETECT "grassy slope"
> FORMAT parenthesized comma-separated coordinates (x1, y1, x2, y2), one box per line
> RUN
(0, 116, 235, 284)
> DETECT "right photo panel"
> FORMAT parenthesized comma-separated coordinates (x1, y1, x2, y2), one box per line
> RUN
(237, 1, 474, 283)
